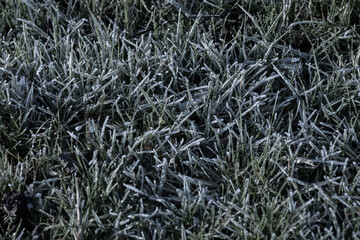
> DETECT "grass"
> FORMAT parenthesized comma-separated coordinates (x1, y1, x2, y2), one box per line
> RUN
(0, 0, 360, 239)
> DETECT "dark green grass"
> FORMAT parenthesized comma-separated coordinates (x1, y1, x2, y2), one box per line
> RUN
(0, 0, 360, 239)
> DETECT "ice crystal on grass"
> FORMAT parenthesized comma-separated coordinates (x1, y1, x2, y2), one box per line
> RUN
(0, 0, 360, 239)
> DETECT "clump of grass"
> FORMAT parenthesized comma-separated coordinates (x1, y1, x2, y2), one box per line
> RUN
(0, 0, 360, 239)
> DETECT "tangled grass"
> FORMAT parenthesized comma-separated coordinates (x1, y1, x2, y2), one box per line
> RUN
(0, 0, 360, 239)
